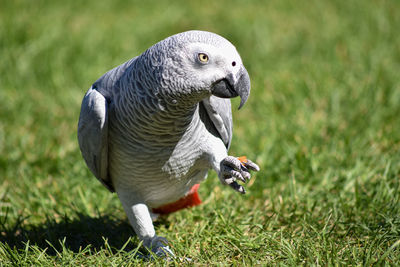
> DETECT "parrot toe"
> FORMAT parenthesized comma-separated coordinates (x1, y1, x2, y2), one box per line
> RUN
(153, 245, 175, 259)
(144, 236, 176, 260)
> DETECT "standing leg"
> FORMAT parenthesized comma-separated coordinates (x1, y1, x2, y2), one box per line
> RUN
(116, 189, 174, 257)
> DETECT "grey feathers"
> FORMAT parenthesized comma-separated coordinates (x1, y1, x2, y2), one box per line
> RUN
(77, 87, 112, 191)
(200, 96, 233, 148)
(78, 30, 249, 197)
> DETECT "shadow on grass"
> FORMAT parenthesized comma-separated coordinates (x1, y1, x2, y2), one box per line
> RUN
(0, 212, 169, 255)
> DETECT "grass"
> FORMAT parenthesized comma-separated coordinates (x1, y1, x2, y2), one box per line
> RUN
(1, 0, 400, 265)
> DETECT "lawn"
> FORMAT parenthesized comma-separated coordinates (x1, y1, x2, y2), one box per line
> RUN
(1, 0, 400, 265)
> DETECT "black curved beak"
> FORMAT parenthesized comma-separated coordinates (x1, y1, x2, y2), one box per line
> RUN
(211, 66, 250, 109)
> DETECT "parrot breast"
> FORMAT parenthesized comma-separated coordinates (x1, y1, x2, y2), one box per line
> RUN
(108, 98, 212, 209)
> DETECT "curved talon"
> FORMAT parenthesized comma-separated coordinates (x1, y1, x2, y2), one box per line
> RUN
(229, 182, 246, 194)
(241, 158, 260, 172)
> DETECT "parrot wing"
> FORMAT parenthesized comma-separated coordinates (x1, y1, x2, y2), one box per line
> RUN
(77, 86, 114, 192)
(200, 96, 233, 149)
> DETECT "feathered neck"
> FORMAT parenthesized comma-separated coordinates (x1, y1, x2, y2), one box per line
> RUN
(108, 60, 203, 144)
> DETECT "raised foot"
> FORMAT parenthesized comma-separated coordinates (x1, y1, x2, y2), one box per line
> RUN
(219, 156, 260, 194)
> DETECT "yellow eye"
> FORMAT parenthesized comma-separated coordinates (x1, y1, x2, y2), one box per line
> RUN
(198, 53, 209, 63)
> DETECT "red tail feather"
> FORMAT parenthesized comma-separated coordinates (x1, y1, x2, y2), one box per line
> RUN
(152, 184, 202, 215)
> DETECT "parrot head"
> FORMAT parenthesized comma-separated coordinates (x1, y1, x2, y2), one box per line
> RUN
(141, 30, 251, 109)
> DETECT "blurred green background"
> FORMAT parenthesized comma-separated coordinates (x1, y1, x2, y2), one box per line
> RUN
(1, 0, 399, 265)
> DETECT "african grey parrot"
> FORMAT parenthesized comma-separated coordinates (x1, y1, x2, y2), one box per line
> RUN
(77, 30, 259, 257)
